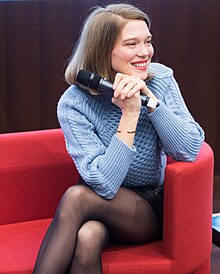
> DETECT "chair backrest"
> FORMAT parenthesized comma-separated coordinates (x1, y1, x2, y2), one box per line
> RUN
(0, 128, 79, 225)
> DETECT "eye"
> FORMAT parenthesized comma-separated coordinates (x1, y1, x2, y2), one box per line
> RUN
(126, 41, 136, 46)
(145, 39, 152, 45)
(145, 37, 153, 45)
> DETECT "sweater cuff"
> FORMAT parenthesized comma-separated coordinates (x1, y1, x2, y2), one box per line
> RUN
(100, 134, 136, 175)
(147, 102, 187, 151)
(97, 134, 136, 198)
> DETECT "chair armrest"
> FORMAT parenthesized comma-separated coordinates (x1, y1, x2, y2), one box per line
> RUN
(163, 142, 214, 271)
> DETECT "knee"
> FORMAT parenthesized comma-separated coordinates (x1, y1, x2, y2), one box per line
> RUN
(57, 185, 89, 220)
(76, 221, 109, 262)
(78, 221, 109, 247)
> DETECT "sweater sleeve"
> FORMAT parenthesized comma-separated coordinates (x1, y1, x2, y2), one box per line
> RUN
(148, 74, 205, 161)
(57, 93, 136, 199)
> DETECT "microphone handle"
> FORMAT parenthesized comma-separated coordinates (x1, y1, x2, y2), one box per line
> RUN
(97, 79, 113, 93)
(97, 79, 159, 108)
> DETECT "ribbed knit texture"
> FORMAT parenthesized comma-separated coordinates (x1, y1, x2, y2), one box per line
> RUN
(57, 63, 204, 199)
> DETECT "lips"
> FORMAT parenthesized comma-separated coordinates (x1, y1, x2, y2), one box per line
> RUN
(131, 61, 148, 70)
(132, 62, 147, 67)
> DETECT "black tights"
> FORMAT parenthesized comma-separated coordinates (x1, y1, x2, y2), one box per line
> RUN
(33, 183, 160, 274)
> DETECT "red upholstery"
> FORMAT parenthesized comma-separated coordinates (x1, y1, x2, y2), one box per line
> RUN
(0, 129, 214, 274)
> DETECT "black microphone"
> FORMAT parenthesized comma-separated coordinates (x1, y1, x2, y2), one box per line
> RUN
(76, 70, 159, 108)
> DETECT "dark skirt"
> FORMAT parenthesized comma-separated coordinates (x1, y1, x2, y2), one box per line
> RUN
(128, 185, 164, 227)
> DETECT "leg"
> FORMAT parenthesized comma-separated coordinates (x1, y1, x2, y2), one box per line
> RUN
(33, 185, 95, 274)
(33, 183, 161, 274)
(68, 220, 109, 274)
(99, 186, 161, 244)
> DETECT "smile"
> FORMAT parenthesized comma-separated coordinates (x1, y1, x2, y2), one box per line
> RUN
(132, 62, 147, 67)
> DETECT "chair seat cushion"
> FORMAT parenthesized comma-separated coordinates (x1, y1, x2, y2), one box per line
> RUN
(103, 242, 171, 273)
(0, 219, 51, 274)
(0, 219, 171, 274)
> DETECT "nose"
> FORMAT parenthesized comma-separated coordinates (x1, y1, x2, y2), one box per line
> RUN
(137, 43, 151, 57)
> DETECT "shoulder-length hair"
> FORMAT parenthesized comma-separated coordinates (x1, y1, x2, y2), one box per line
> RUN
(65, 4, 151, 92)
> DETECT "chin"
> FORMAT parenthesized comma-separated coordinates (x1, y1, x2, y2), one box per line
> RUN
(133, 70, 148, 80)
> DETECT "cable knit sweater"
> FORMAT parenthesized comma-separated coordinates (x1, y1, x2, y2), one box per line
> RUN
(57, 63, 204, 199)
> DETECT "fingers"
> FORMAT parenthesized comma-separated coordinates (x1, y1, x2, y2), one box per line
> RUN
(113, 73, 144, 100)
(112, 73, 127, 90)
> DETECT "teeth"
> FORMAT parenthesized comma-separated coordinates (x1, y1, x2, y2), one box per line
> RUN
(133, 62, 147, 67)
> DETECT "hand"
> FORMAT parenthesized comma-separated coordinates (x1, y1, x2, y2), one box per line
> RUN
(112, 73, 146, 114)
(113, 73, 148, 99)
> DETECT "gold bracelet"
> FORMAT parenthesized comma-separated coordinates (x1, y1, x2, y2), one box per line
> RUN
(117, 130, 136, 134)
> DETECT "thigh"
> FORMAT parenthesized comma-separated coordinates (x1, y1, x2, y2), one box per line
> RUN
(76, 183, 161, 244)
(103, 186, 161, 244)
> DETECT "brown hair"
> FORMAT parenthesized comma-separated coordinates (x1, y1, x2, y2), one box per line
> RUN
(65, 3, 151, 90)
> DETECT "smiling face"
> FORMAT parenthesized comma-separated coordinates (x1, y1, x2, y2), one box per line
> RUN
(111, 20, 154, 80)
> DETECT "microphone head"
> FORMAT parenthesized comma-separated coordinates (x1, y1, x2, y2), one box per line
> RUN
(76, 70, 92, 86)
(76, 70, 102, 90)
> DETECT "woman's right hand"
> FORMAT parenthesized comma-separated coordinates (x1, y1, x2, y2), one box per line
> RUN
(112, 73, 142, 115)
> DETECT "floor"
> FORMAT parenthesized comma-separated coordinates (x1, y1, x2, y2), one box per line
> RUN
(211, 177, 220, 274)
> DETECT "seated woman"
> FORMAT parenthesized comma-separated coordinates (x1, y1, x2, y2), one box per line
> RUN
(33, 3, 204, 274)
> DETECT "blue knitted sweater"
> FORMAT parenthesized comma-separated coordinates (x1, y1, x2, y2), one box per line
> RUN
(57, 63, 204, 199)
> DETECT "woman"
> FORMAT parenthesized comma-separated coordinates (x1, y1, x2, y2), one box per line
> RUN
(33, 3, 204, 274)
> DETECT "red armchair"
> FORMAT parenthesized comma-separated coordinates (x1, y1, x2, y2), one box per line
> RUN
(0, 129, 214, 274)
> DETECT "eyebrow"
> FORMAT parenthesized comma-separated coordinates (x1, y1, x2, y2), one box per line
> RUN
(123, 35, 152, 42)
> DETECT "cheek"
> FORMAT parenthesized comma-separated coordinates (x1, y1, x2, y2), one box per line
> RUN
(111, 51, 124, 71)
(111, 54, 119, 72)
(150, 45, 154, 57)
